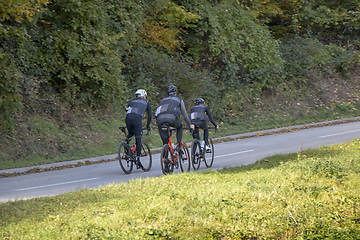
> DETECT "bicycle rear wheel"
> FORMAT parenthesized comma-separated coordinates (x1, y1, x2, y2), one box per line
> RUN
(191, 139, 201, 170)
(140, 141, 152, 172)
(179, 142, 190, 172)
(160, 144, 174, 175)
(204, 138, 214, 168)
(118, 142, 133, 174)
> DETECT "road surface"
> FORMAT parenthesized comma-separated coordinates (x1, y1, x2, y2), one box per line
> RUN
(1, 119, 360, 203)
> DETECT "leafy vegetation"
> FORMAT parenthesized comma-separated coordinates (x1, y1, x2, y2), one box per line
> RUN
(1, 139, 360, 239)
(1, 0, 360, 167)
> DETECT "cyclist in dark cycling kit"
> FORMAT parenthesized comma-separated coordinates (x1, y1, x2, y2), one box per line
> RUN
(125, 89, 152, 168)
(190, 98, 219, 151)
(155, 85, 194, 152)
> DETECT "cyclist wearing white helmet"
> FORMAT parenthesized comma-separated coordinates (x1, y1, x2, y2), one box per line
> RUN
(190, 97, 219, 151)
(125, 89, 152, 168)
(155, 85, 193, 152)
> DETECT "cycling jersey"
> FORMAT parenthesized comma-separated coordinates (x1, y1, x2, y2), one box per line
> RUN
(156, 94, 191, 145)
(190, 103, 217, 127)
(127, 98, 149, 118)
(155, 96, 181, 118)
(190, 104, 209, 122)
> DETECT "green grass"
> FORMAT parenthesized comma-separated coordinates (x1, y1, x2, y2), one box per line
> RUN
(1, 139, 360, 239)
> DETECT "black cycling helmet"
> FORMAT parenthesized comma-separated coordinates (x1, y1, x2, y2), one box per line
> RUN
(166, 85, 177, 95)
(194, 98, 205, 104)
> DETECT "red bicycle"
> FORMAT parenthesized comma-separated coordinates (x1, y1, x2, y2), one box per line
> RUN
(159, 124, 190, 175)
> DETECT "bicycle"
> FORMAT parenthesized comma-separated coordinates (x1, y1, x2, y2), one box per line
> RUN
(190, 126, 217, 170)
(159, 123, 191, 175)
(118, 126, 152, 174)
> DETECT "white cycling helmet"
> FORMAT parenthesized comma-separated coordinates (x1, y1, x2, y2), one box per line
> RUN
(135, 89, 147, 97)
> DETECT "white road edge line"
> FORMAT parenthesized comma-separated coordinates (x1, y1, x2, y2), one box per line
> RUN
(216, 150, 254, 158)
(318, 129, 360, 138)
(14, 178, 100, 191)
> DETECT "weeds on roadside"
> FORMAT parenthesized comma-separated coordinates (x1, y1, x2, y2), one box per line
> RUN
(1, 139, 360, 239)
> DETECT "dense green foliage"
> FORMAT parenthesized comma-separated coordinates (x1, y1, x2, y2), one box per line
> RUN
(1, 139, 360, 239)
(1, 0, 360, 163)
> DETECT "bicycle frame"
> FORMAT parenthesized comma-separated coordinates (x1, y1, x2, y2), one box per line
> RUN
(190, 126, 217, 170)
(118, 126, 152, 174)
(160, 125, 191, 174)
(191, 126, 217, 142)
(166, 127, 178, 164)
(119, 126, 150, 142)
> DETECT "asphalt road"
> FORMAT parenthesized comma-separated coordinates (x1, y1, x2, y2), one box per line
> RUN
(1, 118, 360, 203)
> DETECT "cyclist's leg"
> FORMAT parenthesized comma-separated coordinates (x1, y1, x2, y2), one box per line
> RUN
(174, 118, 183, 146)
(134, 116, 142, 157)
(191, 122, 200, 139)
(126, 114, 143, 168)
(157, 121, 169, 161)
(198, 121, 209, 145)
(156, 116, 171, 145)
(157, 114, 177, 144)
(157, 114, 176, 174)
(125, 115, 135, 141)
(126, 114, 143, 157)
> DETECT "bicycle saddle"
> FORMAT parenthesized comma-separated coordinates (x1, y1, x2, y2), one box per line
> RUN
(161, 123, 170, 131)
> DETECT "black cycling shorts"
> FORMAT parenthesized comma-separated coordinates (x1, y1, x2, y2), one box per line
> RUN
(156, 113, 182, 141)
(125, 113, 143, 139)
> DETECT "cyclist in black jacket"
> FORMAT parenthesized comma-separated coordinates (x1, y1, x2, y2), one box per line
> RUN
(190, 98, 219, 151)
(155, 85, 193, 152)
(125, 89, 152, 168)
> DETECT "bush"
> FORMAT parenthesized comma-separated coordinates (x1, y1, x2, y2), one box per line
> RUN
(122, 48, 208, 105)
(280, 37, 331, 86)
(327, 44, 359, 76)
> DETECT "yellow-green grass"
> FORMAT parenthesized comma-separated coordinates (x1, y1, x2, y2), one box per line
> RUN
(1, 139, 360, 239)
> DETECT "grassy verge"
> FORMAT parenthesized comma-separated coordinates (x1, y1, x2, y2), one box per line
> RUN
(1, 139, 360, 239)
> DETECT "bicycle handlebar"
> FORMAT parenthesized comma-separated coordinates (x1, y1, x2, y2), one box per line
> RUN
(119, 126, 151, 136)
(190, 125, 218, 135)
(145, 127, 150, 135)
(209, 126, 218, 135)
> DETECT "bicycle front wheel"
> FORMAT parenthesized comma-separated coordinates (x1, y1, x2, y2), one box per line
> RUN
(191, 139, 201, 171)
(118, 142, 133, 174)
(204, 138, 214, 168)
(140, 141, 152, 172)
(179, 142, 190, 172)
(160, 144, 174, 175)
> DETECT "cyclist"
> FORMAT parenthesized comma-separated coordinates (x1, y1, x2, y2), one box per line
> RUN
(155, 85, 194, 153)
(125, 89, 152, 168)
(190, 97, 219, 151)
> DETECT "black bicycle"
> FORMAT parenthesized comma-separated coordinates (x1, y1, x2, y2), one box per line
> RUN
(159, 124, 190, 175)
(190, 126, 217, 170)
(118, 126, 152, 174)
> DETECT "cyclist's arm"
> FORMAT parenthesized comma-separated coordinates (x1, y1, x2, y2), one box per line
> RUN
(146, 101, 152, 129)
(205, 106, 218, 127)
(180, 100, 191, 126)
